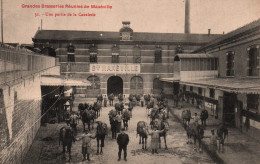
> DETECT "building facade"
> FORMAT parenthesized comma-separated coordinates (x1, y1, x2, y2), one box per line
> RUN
(32, 21, 220, 98)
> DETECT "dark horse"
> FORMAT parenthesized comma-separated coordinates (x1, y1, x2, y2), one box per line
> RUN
(137, 121, 148, 150)
(181, 109, 191, 129)
(81, 109, 95, 131)
(59, 126, 75, 162)
(95, 121, 108, 154)
(186, 123, 204, 152)
(151, 118, 169, 149)
(93, 102, 102, 118)
(200, 109, 208, 127)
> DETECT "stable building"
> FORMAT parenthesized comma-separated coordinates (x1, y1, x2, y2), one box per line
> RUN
(32, 21, 220, 98)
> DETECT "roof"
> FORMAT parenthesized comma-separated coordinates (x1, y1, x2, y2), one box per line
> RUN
(33, 30, 221, 44)
(175, 53, 218, 59)
(41, 75, 91, 87)
(181, 78, 260, 94)
(194, 19, 260, 52)
(160, 77, 180, 83)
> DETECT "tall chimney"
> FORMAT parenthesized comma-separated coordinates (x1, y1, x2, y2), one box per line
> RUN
(208, 29, 211, 36)
(184, 0, 190, 34)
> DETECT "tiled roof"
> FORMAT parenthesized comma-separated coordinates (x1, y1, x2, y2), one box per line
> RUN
(33, 30, 221, 44)
(176, 53, 217, 59)
(181, 77, 260, 94)
(194, 19, 260, 52)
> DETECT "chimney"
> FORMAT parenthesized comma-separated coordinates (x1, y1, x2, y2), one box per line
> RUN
(208, 29, 211, 36)
(184, 0, 190, 34)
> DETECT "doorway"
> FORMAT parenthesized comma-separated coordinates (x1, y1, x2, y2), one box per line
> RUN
(107, 76, 123, 96)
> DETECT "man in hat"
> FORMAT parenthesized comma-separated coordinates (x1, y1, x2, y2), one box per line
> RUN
(117, 128, 129, 161)
(81, 130, 96, 161)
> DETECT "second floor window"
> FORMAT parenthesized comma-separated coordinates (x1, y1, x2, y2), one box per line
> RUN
(226, 51, 235, 76)
(133, 45, 141, 63)
(112, 44, 119, 63)
(154, 45, 162, 63)
(247, 45, 259, 76)
(89, 44, 97, 63)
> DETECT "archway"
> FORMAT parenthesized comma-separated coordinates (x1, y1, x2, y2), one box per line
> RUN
(107, 76, 123, 96)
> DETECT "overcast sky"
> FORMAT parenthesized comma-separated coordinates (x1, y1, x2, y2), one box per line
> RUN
(2, 0, 260, 44)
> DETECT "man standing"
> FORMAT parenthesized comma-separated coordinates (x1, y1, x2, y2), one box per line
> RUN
(104, 95, 107, 107)
(81, 130, 95, 161)
(117, 128, 129, 161)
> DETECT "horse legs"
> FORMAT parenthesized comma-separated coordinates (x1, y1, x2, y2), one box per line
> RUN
(100, 138, 104, 154)
(62, 144, 66, 160)
(139, 135, 141, 144)
(159, 137, 161, 149)
(164, 135, 168, 150)
(193, 136, 197, 150)
(68, 144, 72, 162)
(145, 138, 147, 150)
(96, 139, 100, 155)
(142, 137, 144, 149)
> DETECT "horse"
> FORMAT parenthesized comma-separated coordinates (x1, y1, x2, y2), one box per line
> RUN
(115, 102, 124, 115)
(200, 109, 208, 127)
(69, 112, 79, 135)
(81, 110, 94, 131)
(93, 102, 101, 118)
(122, 109, 131, 130)
(186, 123, 204, 152)
(150, 118, 169, 149)
(181, 109, 191, 129)
(217, 124, 228, 152)
(59, 126, 75, 162)
(95, 121, 108, 154)
(137, 121, 148, 150)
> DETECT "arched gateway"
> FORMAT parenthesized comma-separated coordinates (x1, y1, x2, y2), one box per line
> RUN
(107, 76, 123, 96)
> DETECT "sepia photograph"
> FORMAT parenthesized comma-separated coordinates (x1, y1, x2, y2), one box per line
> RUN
(0, 0, 260, 163)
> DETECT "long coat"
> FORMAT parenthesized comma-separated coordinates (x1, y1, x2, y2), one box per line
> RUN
(82, 133, 94, 154)
(148, 130, 161, 149)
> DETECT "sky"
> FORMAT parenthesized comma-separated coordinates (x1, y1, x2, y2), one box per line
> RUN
(1, 0, 260, 44)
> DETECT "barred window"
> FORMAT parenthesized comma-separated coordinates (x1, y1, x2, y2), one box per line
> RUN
(87, 75, 100, 89)
(154, 45, 162, 63)
(247, 45, 259, 76)
(130, 76, 143, 89)
(112, 44, 119, 63)
(226, 51, 235, 76)
(133, 45, 141, 63)
(153, 78, 162, 90)
(89, 44, 98, 63)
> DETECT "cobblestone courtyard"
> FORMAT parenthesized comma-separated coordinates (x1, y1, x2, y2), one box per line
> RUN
(23, 105, 215, 164)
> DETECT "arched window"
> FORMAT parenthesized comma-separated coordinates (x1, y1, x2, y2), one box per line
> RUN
(153, 78, 162, 90)
(154, 45, 162, 63)
(87, 75, 100, 89)
(130, 76, 143, 90)
(89, 44, 98, 63)
(112, 44, 119, 63)
(247, 45, 259, 76)
(133, 45, 141, 63)
(67, 43, 75, 62)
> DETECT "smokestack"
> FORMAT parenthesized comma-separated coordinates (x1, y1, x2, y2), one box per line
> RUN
(208, 29, 211, 36)
(185, 0, 190, 34)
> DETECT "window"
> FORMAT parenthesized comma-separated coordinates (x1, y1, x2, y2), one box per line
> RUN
(247, 94, 259, 112)
(87, 75, 100, 89)
(130, 76, 143, 89)
(89, 44, 97, 63)
(226, 51, 234, 76)
(198, 87, 202, 95)
(133, 45, 141, 63)
(154, 45, 162, 63)
(112, 44, 119, 63)
(190, 86, 193, 92)
(67, 43, 75, 62)
(209, 89, 215, 99)
(247, 45, 259, 76)
(153, 78, 162, 90)
(175, 45, 183, 54)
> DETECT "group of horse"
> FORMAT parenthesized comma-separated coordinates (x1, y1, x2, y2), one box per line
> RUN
(58, 101, 108, 162)
(181, 109, 228, 152)
(137, 97, 170, 150)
